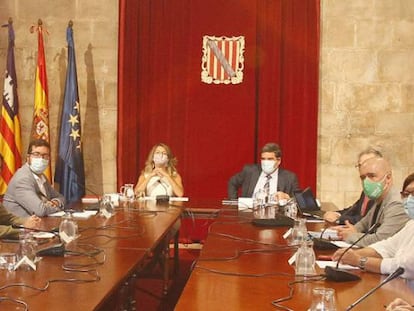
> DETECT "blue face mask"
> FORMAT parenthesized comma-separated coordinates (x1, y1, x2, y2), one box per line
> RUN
(403, 195, 414, 219)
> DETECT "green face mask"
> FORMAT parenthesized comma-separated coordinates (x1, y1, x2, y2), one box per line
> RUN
(363, 176, 386, 200)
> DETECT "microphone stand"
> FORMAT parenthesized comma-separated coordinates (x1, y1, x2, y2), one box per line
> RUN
(346, 267, 405, 310)
(325, 223, 380, 282)
(313, 225, 339, 250)
(156, 179, 170, 203)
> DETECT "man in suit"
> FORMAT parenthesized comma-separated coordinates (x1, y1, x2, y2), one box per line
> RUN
(4, 139, 65, 217)
(227, 142, 300, 200)
(0, 154, 41, 238)
(334, 157, 409, 247)
(323, 147, 383, 224)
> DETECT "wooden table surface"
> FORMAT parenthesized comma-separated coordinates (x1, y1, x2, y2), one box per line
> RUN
(175, 207, 414, 311)
(0, 202, 182, 311)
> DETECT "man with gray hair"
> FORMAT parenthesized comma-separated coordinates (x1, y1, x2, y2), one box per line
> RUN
(227, 142, 300, 200)
(324, 147, 383, 224)
(334, 157, 409, 247)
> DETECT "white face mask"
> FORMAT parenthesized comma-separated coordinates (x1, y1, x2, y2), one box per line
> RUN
(30, 157, 49, 174)
(153, 153, 168, 166)
(261, 160, 276, 175)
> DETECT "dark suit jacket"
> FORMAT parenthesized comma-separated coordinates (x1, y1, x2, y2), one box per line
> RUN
(227, 164, 300, 199)
(338, 192, 375, 224)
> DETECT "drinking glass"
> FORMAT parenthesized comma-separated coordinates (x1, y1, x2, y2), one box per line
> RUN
(308, 288, 337, 311)
(0, 253, 17, 271)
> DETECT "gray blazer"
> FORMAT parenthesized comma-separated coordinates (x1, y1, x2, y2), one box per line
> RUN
(348, 187, 409, 247)
(4, 163, 65, 217)
(227, 164, 300, 199)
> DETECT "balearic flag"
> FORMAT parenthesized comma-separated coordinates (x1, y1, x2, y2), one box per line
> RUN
(30, 19, 51, 181)
(0, 18, 22, 194)
(54, 21, 85, 203)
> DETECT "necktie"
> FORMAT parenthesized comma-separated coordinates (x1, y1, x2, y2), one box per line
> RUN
(360, 195, 369, 216)
(264, 175, 272, 202)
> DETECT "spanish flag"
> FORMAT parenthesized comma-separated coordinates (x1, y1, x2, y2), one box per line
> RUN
(30, 19, 51, 181)
(0, 18, 22, 194)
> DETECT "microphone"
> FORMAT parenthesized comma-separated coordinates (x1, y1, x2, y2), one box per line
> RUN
(36, 243, 65, 257)
(12, 224, 59, 235)
(77, 182, 102, 211)
(313, 226, 339, 250)
(325, 222, 381, 282)
(11, 224, 64, 256)
(345, 267, 405, 310)
(156, 180, 170, 203)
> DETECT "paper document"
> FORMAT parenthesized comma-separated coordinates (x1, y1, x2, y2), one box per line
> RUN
(72, 211, 98, 219)
(308, 228, 339, 240)
(48, 211, 65, 217)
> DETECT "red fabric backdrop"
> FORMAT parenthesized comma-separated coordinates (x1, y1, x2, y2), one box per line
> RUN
(117, 0, 320, 199)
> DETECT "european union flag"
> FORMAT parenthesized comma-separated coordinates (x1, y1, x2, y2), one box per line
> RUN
(54, 21, 85, 203)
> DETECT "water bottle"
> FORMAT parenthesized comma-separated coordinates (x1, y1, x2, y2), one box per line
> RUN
(289, 218, 308, 246)
(18, 231, 38, 270)
(100, 195, 115, 217)
(59, 213, 78, 244)
(295, 240, 316, 276)
(253, 189, 266, 211)
(285, 200, 298, 219)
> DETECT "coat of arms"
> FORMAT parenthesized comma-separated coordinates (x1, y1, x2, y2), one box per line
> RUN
(201, 35, 245, 85)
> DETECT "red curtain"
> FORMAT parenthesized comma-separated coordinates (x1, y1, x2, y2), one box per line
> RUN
(118, 0, 320, 199)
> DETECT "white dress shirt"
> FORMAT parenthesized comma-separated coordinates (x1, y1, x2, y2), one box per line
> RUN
(370, 219, 414, 280)
(253, 168, 279, 196)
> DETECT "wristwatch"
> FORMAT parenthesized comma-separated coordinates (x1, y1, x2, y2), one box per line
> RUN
(358, 257, 368, 270)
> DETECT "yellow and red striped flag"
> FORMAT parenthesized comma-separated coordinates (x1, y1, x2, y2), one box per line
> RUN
(0, 18, 22, 194)
(30, 19, 51, 181)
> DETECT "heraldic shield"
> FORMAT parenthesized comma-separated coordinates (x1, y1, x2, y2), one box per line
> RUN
(201, 35, 245, 85)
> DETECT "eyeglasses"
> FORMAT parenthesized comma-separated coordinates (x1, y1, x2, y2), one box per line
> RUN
(30, 152, 50, 160)
(401, 190, 414, 198)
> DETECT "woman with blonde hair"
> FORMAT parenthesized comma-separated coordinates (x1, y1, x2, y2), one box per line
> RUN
(134, 143, 184, 197)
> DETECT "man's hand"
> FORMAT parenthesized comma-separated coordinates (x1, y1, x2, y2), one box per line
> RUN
(331, 248, 360, 266)
(23, 215, 42, 229)
(323, 211, 341, 223)
(333, 220, 357, 240)
(275, 191, 290, 200)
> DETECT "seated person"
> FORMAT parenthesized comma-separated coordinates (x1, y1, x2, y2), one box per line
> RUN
(332, 173, 414, 282)
(134, 143, 184, 197)
(0, 204, 41, 238)
(0, 155, 41, 238)
(386, 298, 414, 311)
(333, 157, 409, 247)
(227, 142, 300, 201)
(4, 139, 65, 217)
(324, 147, 382, 224)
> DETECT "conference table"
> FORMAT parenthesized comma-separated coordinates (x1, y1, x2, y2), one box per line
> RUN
(175, 204, 414, 311)
(0, 200, 182, 311)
